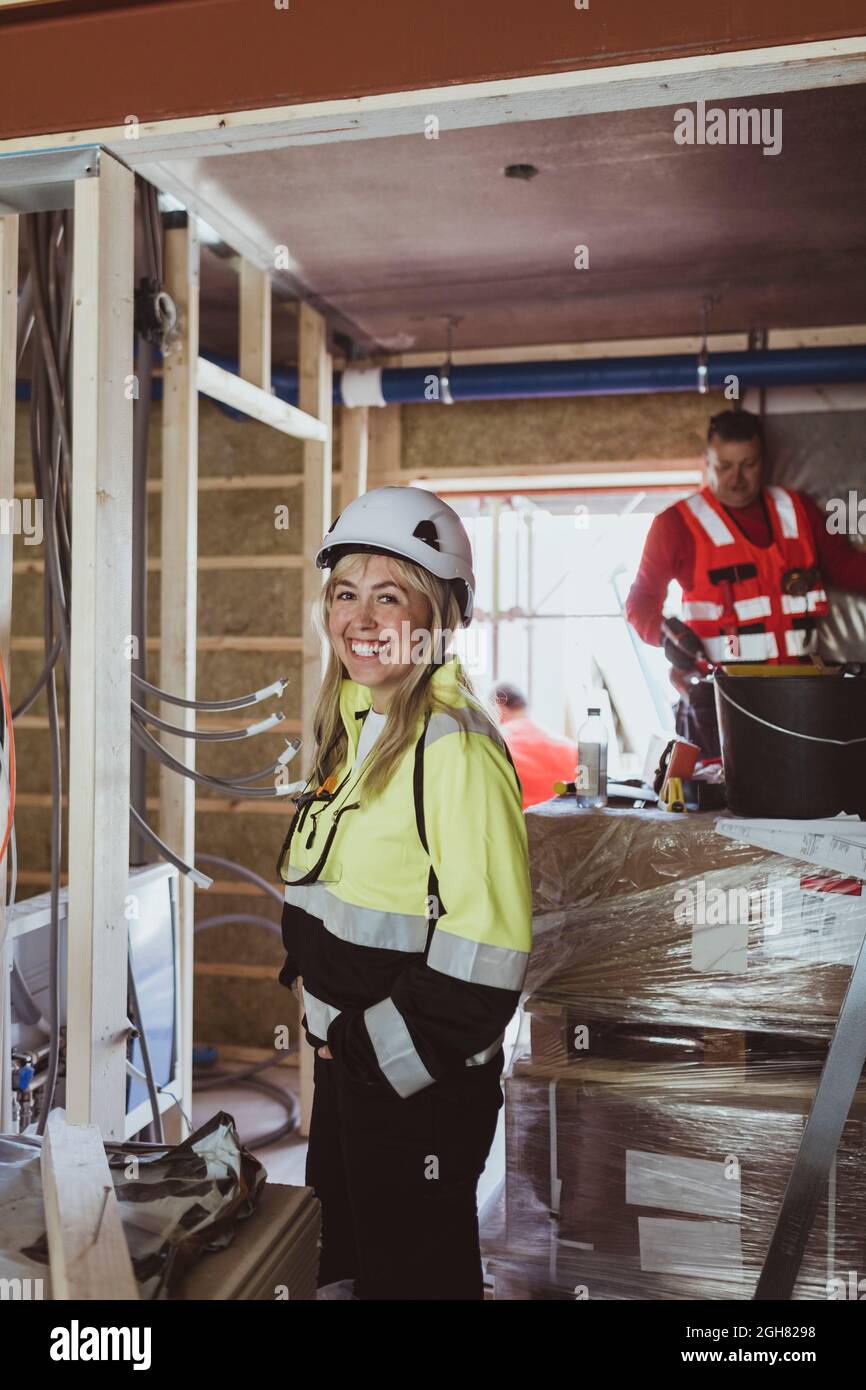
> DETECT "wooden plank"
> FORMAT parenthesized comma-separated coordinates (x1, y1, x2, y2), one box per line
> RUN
(9, 795, 293, 817)
(298, 302, 332, 756)
(298, 303, 332, 1138)
(367, 403, 400, 488)
(41, 1112, 139, 1301)
(239, 260, 271, 393)
(160, 219, 200, 1144)
(340, 405, 368, 508)
(15, 554, 305, 574)
(194, 961, 280, 980)
(3, 37, 866, 160)
(209, 1043, 299, 1065)
(0, 214, 17, 1133)
(10, 635, 303, 652)
(198, 356, 326, 442)
(388, 333, 752, 367)
(66, 153, 134, 1136)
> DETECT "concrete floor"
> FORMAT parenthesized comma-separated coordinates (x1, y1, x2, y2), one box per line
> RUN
(191, 1057, 308, 1186)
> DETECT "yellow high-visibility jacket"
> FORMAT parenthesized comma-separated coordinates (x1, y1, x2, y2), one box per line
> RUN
(275, 654, 532, 1098)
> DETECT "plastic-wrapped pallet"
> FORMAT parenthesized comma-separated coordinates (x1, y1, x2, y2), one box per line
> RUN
(524, 804, 866, 1053)
(489, 1062, 866, 1301)
(488, 803, 866, 1300)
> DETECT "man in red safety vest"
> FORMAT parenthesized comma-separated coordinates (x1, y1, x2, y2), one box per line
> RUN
(490, 682, 579, 809)
(626, 409, 866, 756)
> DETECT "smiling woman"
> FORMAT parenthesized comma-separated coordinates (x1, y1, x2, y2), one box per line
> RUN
(274, 485, 532, 1300)
(328, 553, 432, 713)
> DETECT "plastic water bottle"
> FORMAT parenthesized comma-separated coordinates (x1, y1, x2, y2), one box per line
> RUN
(576, 707, 608, 808)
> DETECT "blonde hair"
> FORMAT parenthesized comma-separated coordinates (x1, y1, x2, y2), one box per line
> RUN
(307, 551, 483, 802)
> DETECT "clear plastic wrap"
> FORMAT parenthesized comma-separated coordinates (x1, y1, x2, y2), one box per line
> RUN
(524, 803, 865, 1045)
(488, 1063, 866, 1301)
(487, 803, 866, 1300)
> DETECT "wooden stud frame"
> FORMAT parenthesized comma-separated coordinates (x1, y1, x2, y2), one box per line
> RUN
(340, 404, 368, 509)
(197, 355, 326, 442)
(297, 303, 333, 1135)
(367, 405, 400, 491)
(65, 152, 135, 1137)
(41, 1110, 139, 1300)
(158, 220, 200, 1143)
(239, 259, 272, 393)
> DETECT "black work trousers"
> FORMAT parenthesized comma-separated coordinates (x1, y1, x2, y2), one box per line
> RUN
(305, 1047, 503, 1300)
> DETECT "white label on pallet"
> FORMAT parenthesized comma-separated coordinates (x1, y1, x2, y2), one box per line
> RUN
(759, 874, 864, 966)
(638, 1217, 743, 1277)
(691, 917, 749, 974)
(626, 1150, 741, 1219)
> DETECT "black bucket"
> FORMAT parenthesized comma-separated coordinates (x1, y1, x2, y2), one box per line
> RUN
(714, 671, 866, 819)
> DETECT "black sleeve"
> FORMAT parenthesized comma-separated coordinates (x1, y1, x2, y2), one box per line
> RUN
(326, 969, 520, 1091)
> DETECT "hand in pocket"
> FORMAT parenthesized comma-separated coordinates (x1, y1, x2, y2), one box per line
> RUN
(294, 975, 332, 1059)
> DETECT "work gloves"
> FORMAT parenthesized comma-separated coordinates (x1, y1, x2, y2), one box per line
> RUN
(662, 617, 709, 673)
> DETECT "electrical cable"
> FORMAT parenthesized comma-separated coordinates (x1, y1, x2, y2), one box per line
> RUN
(192, 1055, 301, 1148)
(131, 671, 289, 712)
(189, 852, 285, 904)
(0, 651, 17, 866)
(130, 714, 294, 798)
(10, 636, 62, 721)
(129, 805, 213, 889)
(25, 209, 71, 1135)
(127, 958, 164, 1144)
(131, 696, 286, 743)
(195, 912, 281, 934)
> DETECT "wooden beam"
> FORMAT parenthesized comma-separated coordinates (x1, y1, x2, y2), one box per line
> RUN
(15, 553, 304, 575)
(340, 405, 368, 508)
(66, 152, 134, 1137)
(239, 260, 272, 392)
(194, 961, 279, 980)
(41, 1112, 139, 1301)
(0, 214, 17, 1133)
(367, 404, 401, 488)
(5, 34, 860, 159)
(298, 302, 332, 1137)
(160, 219, 200, 1144)
(11, 634, 304, 654)
(197, 357, 326, 442)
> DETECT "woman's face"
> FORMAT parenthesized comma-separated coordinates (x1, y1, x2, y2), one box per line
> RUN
(328, 553, 432, 707)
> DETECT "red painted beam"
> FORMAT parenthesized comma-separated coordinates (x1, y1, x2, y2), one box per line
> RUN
(0, 0, 863, 143)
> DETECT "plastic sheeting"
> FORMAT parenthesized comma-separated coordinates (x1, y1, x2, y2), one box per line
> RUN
(524, 804, 865, 1044)
(490, 1064, 866, 1300)
(488, 804, 866, 1300)
(0, 1111, 266, 1300)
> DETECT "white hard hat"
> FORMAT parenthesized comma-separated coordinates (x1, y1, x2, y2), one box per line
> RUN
(316, 486, 475, 625)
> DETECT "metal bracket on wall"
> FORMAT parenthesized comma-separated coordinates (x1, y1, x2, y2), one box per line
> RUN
(0, 145, 103, 214)
(754, 916, 866, 1299)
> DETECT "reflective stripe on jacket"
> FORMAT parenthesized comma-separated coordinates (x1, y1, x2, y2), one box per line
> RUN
(275, 655, 533, 1098)
(675, 485, 829, 663)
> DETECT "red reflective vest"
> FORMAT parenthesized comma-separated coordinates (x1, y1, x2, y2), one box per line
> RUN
(675, 485, 829, 663)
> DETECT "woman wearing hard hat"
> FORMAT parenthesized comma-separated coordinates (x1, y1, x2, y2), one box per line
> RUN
(275, 486, 532, 1300)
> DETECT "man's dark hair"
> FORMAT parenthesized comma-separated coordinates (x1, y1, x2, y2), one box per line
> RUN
(491, 682, 527, 712)
(707, 409, 764, 450)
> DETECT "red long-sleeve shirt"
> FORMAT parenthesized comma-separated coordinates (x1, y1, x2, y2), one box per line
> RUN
(626, 491, 866, 647)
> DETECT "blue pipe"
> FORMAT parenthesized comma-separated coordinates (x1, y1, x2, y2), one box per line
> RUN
(378, 346, 866, 403)
(16, 344, 866, 409)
